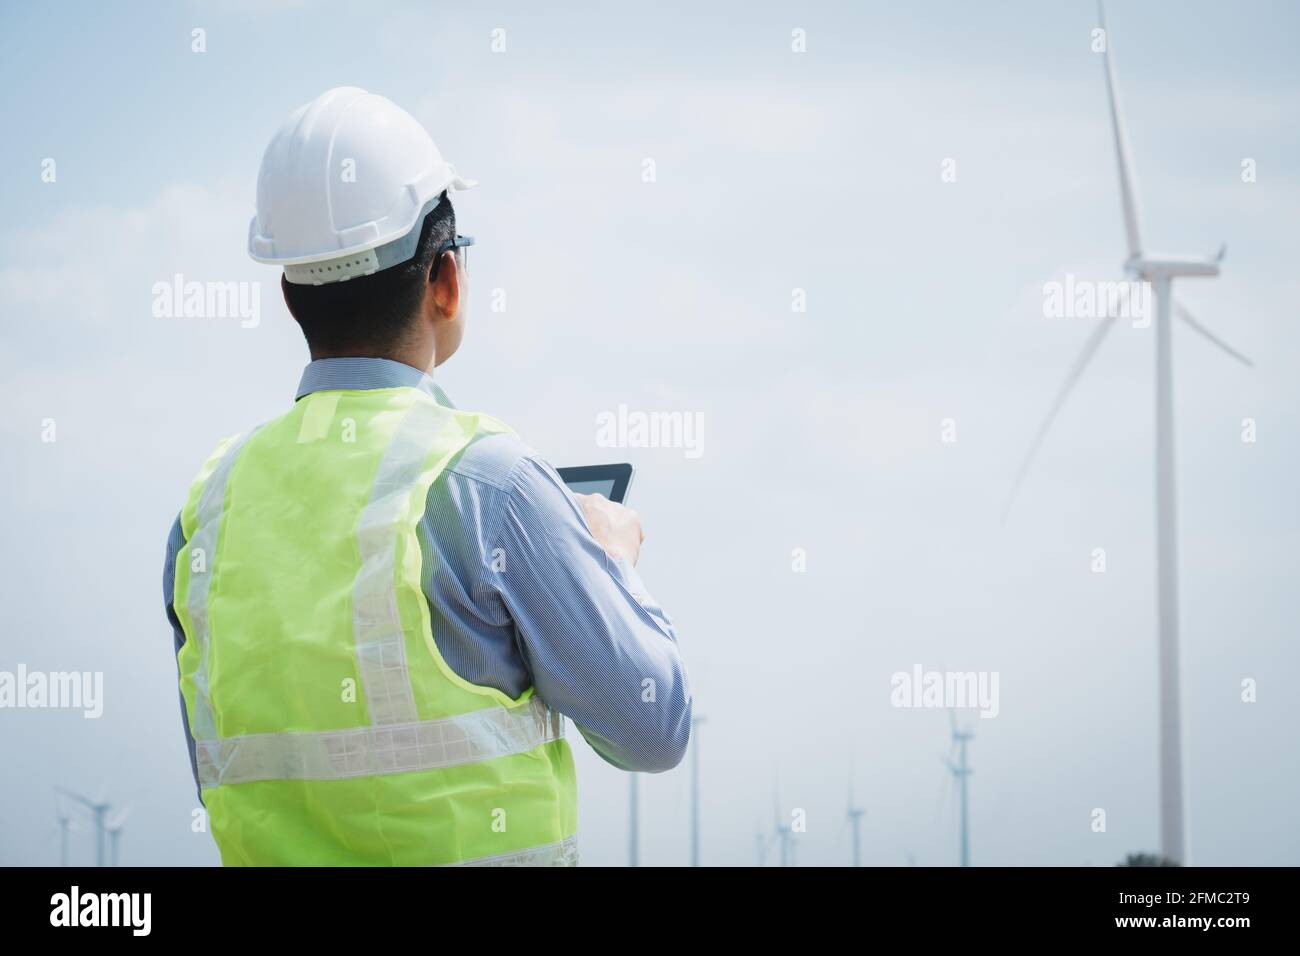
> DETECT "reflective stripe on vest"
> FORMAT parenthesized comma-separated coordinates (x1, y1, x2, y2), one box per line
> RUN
(351, 397, 446, 726)
(196, 695, 563, 787)
(183, 429, 257, 743)
(175, 388, 578, 866)
(455, 835, 580, 868)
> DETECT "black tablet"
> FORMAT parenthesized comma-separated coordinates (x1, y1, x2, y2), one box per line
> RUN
(556, 463, 634, 504)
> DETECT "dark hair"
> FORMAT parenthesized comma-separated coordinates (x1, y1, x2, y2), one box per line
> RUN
(282, 194, 456, 356)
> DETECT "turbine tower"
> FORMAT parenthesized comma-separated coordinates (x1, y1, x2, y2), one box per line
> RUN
(690, 714, 705, 866)
(1006, 1, 1252, 866)
(628, 774, 640, 867)
(846, 778, 865, 867)
(945, 711, 974, 867)
(772, 784, 794, 867)
(54, 797, 79, 867)
(106, 806, 130, 867)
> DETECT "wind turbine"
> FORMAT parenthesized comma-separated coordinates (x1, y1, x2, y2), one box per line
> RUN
(106, 806, 131, 867)
(628, 774, 640, 867)
(689, 714, 705, 866)
(53, 797, 81, 867)
(56, 786, 111, 867)
(1005, 1, 1252, 866)
(945, 711, 974, 868)
(846, 777, 866, 867)
(772, 784, 794, 867)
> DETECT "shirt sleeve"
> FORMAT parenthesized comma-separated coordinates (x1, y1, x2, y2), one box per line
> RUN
(489, 457, 692, 773)
(163, 513, 203, 805)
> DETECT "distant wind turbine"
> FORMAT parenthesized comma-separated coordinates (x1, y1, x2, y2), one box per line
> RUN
(945, 711, 974, 868)
(690, 714, 705, 866)
(57, 786, 112, 867)
(53, 797, 81, 867)
(1005, 1, 1252, 866)
(846, 777, 866, 868)
(106, 806, 131, 867)
(772, 783, 794, 867)
(628, 774, 640, 867)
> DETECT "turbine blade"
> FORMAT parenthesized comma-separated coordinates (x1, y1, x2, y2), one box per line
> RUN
(1176, 301, 1254, 368)
(54, 787, 96, 812)
(1098, 1, 1144, 259)
(1003, 316, 1118, 520)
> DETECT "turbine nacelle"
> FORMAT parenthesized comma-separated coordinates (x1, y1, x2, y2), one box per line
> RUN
(1130, 252, 1224, 280)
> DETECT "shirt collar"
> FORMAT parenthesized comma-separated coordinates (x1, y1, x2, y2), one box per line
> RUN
(295, 357, 456, 407)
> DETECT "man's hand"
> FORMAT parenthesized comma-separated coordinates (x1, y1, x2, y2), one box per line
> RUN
(574, 493, 645, 565)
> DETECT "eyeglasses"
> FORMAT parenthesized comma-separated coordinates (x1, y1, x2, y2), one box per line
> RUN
(436, 234, 474, 268)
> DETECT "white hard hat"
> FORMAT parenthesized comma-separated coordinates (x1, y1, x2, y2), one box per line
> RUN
(248, 86, 475, 285)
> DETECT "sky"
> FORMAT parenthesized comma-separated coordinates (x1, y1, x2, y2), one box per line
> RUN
(1, 0, 1298, 867)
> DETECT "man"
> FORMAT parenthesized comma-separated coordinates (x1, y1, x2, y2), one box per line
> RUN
(162, 87, 691, 866)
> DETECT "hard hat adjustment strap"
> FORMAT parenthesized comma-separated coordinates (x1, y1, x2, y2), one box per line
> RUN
(283, 195, 447, 286)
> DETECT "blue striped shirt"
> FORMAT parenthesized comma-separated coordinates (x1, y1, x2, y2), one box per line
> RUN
(163, 357, 691, 797)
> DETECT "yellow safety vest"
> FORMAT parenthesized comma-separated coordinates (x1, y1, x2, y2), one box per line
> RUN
(173, 385, 578, 865)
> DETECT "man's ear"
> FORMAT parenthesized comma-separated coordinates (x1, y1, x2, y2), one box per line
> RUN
(428, 250, 460, 320)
